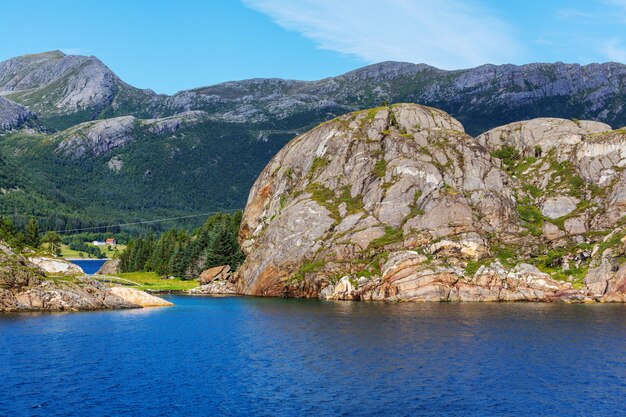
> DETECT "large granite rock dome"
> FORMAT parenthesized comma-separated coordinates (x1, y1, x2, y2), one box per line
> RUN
(235, 104, 626, 302)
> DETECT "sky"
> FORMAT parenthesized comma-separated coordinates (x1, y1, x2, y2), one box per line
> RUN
(1, 0, 625, 94)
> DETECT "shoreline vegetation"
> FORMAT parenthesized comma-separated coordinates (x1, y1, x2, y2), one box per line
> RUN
(102, 271, 199, 292)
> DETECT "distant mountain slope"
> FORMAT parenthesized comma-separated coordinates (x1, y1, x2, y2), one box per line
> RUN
(0, 51, 158, 130)
(0, 51, 625, 231)
(2, 52, 625, 135)
(175, 61, 626, 135)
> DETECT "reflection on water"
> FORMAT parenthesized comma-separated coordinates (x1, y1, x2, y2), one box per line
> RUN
(1, 296, 624, 416)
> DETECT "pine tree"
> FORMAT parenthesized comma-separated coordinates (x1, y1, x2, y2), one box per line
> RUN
(42, 231, 62, 256)
(203, 223, 244, 269)
(25, 218, 41, 248)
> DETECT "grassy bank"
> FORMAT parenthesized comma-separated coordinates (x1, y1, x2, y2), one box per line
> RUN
(113, 271, 199, 292)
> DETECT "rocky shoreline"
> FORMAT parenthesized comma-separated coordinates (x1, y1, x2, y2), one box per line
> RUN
(0, 244, 172, 313)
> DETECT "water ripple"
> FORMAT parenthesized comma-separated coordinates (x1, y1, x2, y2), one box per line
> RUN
(0, 297, 624, 416)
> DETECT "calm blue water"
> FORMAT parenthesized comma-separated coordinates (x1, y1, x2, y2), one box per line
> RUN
(0, 296, 624, 416)
(68, 259, 107, 275)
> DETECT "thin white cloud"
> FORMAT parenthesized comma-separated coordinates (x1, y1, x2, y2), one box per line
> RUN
(603, 40, 626, 62)
(243, 0, 521, 69)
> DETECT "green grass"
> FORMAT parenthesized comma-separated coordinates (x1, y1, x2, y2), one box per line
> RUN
(516, 203, 542, 224)
(115, 271, 199, 292)
(369, 226, 403, 249)
(60, 243, 126, 259)
(291, 260, 325, 283)
(307, 182, 339, 220)
(492, 244, 519, 267)
(338, 186, 364, 215)
(46, 275, 80, 284)
(373, 159, 387, 178)
(306, 183, 364, 221)
(532, 261, 588, 289)
(464, 260, 488, 276)
(404, 191, 424, 221)
(492, 145, 521, 173)
(310, 156, 329, 177)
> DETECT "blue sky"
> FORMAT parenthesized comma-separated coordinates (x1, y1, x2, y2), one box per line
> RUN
(1, 0, 625, 94)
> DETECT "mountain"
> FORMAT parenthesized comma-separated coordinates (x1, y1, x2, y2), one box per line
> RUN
(233, 103, 626, 302)
(3, 52, 626, 135)
(0, 50, 158, 130)
(1, 51, 625, 231)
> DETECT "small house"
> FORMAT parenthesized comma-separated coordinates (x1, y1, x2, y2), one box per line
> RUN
(105, 238, 117, 246)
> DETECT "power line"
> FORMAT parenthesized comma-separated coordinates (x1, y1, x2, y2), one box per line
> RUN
(52, 209, 241, 234)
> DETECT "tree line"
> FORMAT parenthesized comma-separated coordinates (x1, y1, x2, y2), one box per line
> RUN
(0, 216, 62, 254)
(119, 212, 245, 279)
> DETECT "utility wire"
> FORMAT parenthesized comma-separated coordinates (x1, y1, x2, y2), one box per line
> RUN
(52, 209, 241, 234)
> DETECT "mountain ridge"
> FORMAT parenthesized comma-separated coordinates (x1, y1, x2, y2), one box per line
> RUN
(2, 51, 626, 134)
(1, 50, 625, 232)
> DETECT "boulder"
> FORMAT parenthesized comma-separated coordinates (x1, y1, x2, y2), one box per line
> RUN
(28, 256, 84, 275)
(540, 196, 579, 219)
(12, 279, 138, 312)
(96, 258, 121, 275)
(584, 260, 626, 302)
(198, 265, 231, 284)
(189, 280, 237, 295)
(543, 222, 565, 241)
(109, 286, 173, 307)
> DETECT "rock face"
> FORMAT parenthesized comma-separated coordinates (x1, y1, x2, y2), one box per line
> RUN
(0, 96, 33, 131)
(0, 243, 170, 312)
(235, 104, 626, 302)
(54, 111, 209, 158)
(55, 116, 137, 157)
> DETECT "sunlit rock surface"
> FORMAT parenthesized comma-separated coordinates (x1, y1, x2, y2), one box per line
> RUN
(234, 104, 626, 302)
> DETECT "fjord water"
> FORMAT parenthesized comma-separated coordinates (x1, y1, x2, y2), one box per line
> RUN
(1, 297, 624, 416)
(68, 259, 107, 275)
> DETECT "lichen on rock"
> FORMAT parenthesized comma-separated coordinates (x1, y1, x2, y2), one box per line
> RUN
(232, 103, 626, 303)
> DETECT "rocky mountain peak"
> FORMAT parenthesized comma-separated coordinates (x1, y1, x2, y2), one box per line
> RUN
(0, 51, 147, 131)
